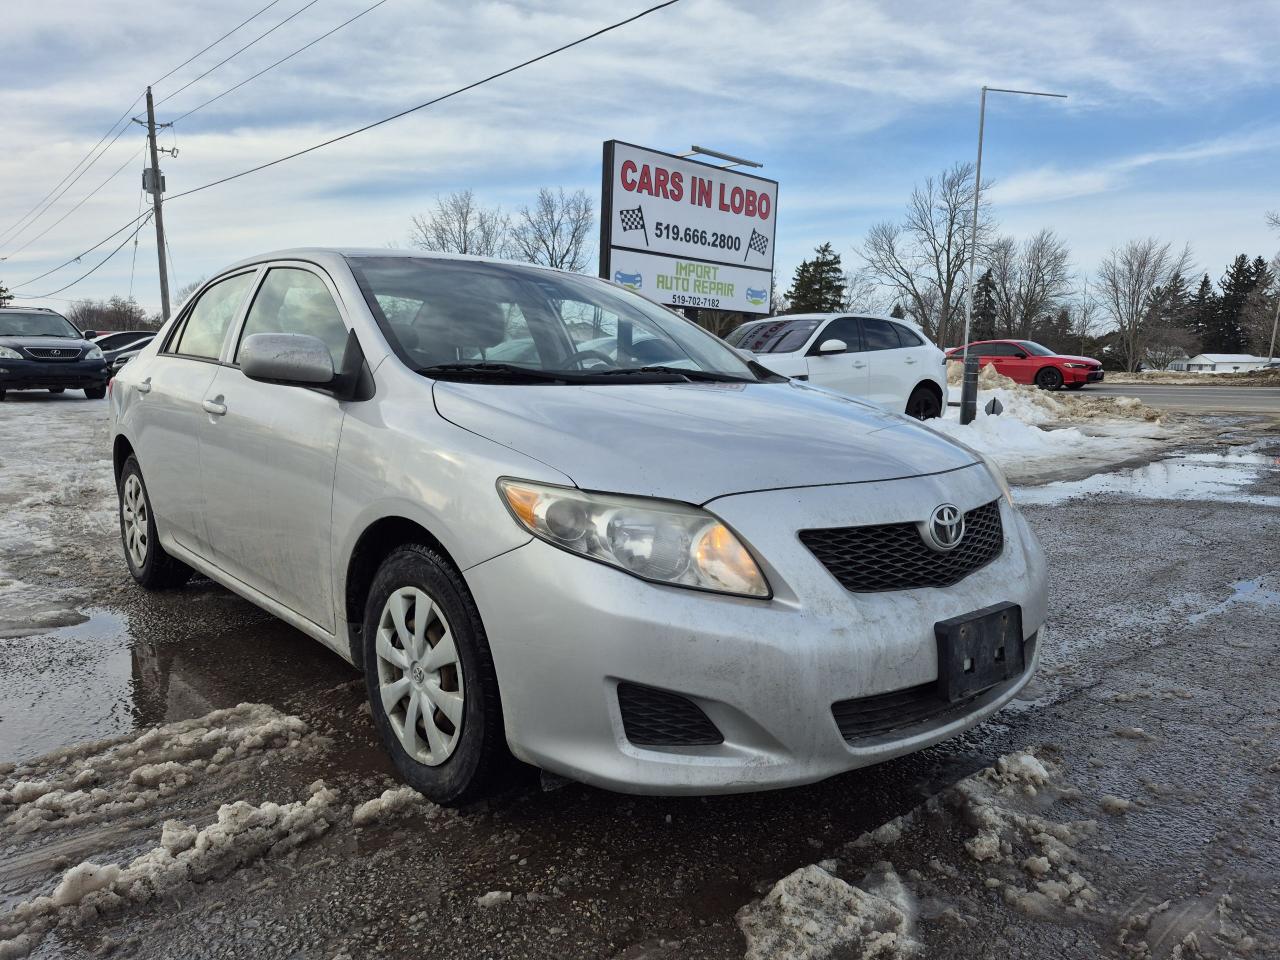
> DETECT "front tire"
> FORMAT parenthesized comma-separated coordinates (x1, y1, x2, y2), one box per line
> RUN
(84, 386, 107, 399)
(118, 456, 193, 589)
(1035, 367, 1064, 391)
(905, 384, 943, 420)
(363, 544, 510, 805)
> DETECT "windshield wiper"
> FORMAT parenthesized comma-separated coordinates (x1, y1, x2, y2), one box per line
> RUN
(416, 362, 580, 384)
(589, 365, 753, 383)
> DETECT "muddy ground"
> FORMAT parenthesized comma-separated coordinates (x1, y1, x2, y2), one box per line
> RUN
(1, 395, 1278, 959)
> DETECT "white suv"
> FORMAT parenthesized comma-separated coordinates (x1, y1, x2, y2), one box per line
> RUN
(725, 313, 947, 419)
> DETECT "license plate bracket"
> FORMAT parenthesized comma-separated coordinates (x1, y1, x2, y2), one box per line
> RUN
(934, 602, 1024, 703)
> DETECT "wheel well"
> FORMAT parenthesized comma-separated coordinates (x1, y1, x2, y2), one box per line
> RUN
(344, 516, 459, 669)
(112, 436, 135, 486)
(912, 380, 943, 402)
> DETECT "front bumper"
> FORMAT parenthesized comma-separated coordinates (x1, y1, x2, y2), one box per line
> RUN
(1063, 366, 1102, 385)
(0, 358, 109, 390)
(465, 464, 1049, 795)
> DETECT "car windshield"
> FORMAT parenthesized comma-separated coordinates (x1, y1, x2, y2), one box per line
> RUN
(0, 312, 80, 338)
(347, 257, 763, 383)
(1018, 341, 1056, 356)
(729, 318, 821, 353)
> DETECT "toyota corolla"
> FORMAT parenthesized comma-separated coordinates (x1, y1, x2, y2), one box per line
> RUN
(109, 249, 1047, 804)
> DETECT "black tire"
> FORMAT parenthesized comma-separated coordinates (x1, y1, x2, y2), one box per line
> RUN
(1066, 382, 1084, 391)
(84, 386, 107, 399)
(49, 388, 65, 394)
(1035, 367, 1064, 391)
(363, 543, 511, 806)
(0, 388, 6, 401)
(118, 456, 193, 590)
(905, 384, 943, 420)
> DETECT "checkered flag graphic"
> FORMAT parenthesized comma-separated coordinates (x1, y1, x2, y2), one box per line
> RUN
(618, 206, 648, 246)
(744, 228, 769, 262)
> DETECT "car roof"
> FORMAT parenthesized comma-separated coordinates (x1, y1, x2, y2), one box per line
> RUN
(219, 247, 572, 277)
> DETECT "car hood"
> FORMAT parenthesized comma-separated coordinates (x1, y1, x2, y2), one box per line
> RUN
(433, 379, 978, 503)
(1056, 354, 1100, 366)
(0, 335, 94, 352)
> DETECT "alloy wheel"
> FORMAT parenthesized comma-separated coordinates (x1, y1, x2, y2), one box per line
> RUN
(375, 586, 465, 766)
(121, 474, 149, 569)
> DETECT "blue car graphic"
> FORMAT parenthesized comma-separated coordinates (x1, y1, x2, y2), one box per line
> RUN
(614, 271, 643, 290)
(746, 287, 767, 305)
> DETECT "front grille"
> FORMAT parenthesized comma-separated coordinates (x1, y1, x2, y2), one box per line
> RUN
(832, 682, 953, 741)
(25, 347, 84, 361)
(617, 682, 723, 746)
(800, 500, 1003, 593)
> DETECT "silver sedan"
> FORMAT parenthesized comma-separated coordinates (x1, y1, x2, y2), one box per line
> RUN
(109, 249, 1047, 804)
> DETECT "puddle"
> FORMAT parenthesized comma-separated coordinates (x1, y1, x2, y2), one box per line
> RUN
(1014, 450, 1280, 507)
(1188, 578, 1280, 624)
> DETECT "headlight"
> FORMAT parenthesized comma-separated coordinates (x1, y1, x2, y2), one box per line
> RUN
(498, 479, 769, 598)
(978, 452, 1014, 505)
(85, 344, 104, 360)
(1062, 362, 1087, 369)
(0, 346, 21, 360)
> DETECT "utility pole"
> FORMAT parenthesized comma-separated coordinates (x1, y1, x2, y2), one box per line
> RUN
(142, 87, 171, 321)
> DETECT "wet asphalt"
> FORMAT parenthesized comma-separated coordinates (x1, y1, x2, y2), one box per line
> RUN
(1, 395, 1278, 959)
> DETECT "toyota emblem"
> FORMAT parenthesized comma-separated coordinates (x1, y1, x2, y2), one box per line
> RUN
(922, 503, 965, 552)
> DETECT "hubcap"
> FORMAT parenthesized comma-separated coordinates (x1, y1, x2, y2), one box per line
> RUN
(121, 474, 149, 569)
(374, 587, 464, 766)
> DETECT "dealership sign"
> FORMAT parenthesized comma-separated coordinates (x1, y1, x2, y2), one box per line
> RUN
(599, 140, 778, 314)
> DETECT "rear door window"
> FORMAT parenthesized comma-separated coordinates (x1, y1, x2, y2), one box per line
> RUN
(171, 273, 256, 360)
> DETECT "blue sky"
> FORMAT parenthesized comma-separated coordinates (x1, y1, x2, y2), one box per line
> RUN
(2, 0, 1278, 315)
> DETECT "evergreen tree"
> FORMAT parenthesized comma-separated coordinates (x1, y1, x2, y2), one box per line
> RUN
(1211, 255, 1256, 353)
(785, 243, 845, 313)
(1156, 271, 1190, 329)
(1186, 274, 1218, 344)
(970, 269, 998, 341)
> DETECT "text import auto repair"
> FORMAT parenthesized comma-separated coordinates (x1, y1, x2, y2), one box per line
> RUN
(600, 141, 778, 314)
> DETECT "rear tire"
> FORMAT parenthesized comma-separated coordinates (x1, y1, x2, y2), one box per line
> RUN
(84, 386, 107, 399)
(905, 384, 943, 420)
(1035, 367, 1064, 391)
(363, 543, 511, 806)
(118, 456, 193, 590)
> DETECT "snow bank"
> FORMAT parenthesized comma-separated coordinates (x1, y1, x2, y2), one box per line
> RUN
(736, 863, 918, 960)
(0, 703, 318, 834)
(0, 782, 340, 957)
(352, 785, 438, 826)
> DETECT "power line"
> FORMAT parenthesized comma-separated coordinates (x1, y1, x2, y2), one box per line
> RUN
(9, 211, 151, 289)
(155, 0, 326, 108)
(172, 0, 393, 124)
(11, 212, 154, 299)
(4, 144, 147, 259)
(152, 0, 288, 87)
(169, 0, 682, 202)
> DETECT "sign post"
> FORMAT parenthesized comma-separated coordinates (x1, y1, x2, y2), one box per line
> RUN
(599, 141, 778, 315)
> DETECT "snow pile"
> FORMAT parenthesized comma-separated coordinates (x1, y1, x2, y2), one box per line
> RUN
(0, 398, 116, 638)
(736, 863, 919, 960)
(946, 362, 1160, 422)
(1118, 893, 1260, 958)
(352, 785, 440, 826)
(0, 782, 340, 958)
(0, 704, 318, 834)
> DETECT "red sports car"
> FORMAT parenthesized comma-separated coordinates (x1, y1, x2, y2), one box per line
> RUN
(946, 340, 1103, 390)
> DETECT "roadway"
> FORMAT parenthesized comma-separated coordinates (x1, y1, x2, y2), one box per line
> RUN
(1087, 382, 1280, 415)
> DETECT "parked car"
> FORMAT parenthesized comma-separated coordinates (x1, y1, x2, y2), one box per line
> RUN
(108, 343, 150, 375)
(725, 314, 948, 419)
(102, 334, 155, 371)
(0, 306, 109, 400)
(93, 330, 158, 352)
(111, 249, 1047, 804)
(945, 340, 1103, 390)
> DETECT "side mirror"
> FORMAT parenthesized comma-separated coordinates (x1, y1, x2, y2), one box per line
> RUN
(240, 333, 334, 386)
(817, 338, 847, 355)
(82, 330, 98, 340)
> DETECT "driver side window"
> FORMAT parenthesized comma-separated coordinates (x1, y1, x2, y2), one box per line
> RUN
(236, 268, 349, 368)
(809, 317, 861, 355)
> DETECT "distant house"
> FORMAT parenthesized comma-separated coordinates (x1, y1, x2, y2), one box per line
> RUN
(1167, 353, 1270, 373)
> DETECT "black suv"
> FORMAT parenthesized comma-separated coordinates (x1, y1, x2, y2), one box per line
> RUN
(0, 306, 110, 400)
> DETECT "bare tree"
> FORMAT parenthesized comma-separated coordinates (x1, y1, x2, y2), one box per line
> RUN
(858, 162, 994, 345)
(1067, 279, 1102, 355)
(408, 190, 509, 257)
(840, 267, 888, 313)
(1267, 210, 1280, 232)
(1241, 252, 1280, 356)
(1096, 239, 1193, 371)
(66, 296, 158, 332)
(509, 187, 594, 272)
(1144, 325, 1199, 370)
(986, 229, 1072, 338)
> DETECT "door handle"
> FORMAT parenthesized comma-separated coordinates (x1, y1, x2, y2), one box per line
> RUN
(202, 397, 227, 416)
(904, 357, 917, 365)
(137, 377, 152, 394)
(851, 361, 867, 369)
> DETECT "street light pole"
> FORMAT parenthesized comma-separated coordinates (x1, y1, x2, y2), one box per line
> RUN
(959, 85, 1067, 424)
